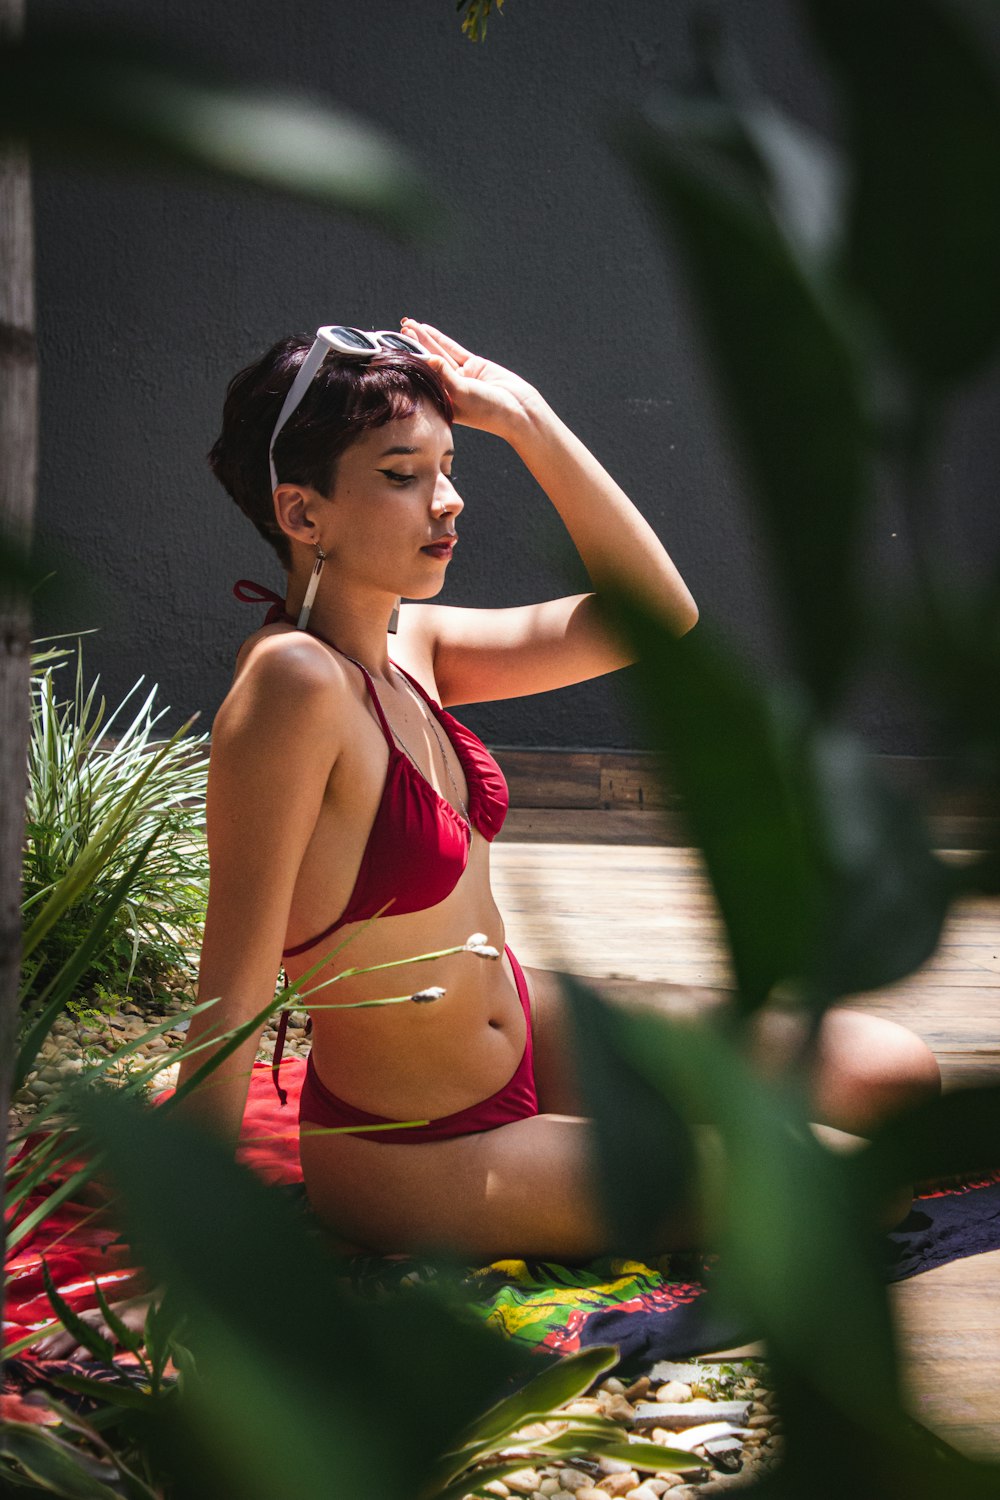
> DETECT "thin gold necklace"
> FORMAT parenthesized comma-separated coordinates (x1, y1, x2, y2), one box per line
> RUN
(394, 671, 472, 832)
(338, 648, 472, 833)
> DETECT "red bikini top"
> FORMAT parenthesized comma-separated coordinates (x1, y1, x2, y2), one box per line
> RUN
(234, 582, 509, 959)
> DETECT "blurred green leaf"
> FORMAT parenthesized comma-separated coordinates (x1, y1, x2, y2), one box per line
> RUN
(532, 1431, 694, 1468)
(92, 1280, 148, 1364)
(617, 92, 868, 706)
(431, 1463, 557, 1500)
(735, 100, 845, 264)
(562, 971, 699, 1247)
(71, 1086, 528, 1500)
(803, 0, 1000, 388)
(576, 986, 1000, 1498)
(899, 576, 1000, 769)
(609, 599, 952, 1008)
(40, 1258, 116, 1364)
(43, 1367, 159, 1416)
(609, 604, 820, 1010)
(860, 1083, 1000, 1196)
(575, 988, 902, 1429)
(456, 1342, 615, 1449)
(803, 727, 955, 997)
(0, 28, 443, 238)
(0, 1422, 124, 1498)
(426, 1344, 617, 1495)
(959, 853, 1000, 899)
(143, 1286, 185, 1390)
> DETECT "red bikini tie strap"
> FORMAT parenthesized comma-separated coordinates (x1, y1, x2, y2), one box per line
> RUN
(234, 579, 289, 626)
(272, 974, 290, 1107)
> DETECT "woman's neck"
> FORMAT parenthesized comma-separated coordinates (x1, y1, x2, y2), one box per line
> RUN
(284, 576, 398, 679)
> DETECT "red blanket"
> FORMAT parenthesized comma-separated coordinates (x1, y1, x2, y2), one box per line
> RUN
(4, 1059, 307, 1352)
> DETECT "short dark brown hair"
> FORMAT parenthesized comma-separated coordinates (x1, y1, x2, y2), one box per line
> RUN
(209, 335, 454, 568)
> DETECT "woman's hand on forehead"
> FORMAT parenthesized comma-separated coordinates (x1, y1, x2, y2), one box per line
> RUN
(401, 319, 540, 442)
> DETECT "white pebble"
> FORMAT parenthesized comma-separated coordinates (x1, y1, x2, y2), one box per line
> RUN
(655, 1382, 691, 1403)
(599, 1475, 639, 1498)
(556, 1472, 592, 1493)
(600, 1393, 636, 1424)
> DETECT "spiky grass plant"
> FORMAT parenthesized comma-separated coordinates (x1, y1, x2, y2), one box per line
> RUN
(20, 643, 209, 1020)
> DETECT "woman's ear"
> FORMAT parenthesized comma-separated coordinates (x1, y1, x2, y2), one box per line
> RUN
(273, 484, 321, 548)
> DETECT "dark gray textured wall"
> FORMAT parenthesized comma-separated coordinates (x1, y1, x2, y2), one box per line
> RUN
(30, 0, 1000, 752)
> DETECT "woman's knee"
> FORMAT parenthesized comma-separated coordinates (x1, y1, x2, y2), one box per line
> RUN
(813, 1012, 940, 1133)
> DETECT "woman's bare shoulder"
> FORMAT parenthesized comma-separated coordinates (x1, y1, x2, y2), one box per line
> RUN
(216, 626, 349, 743)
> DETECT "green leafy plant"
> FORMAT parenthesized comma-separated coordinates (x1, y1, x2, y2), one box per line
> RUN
(457, 0, 505, 44)
(421, 1343, 710, 1500)
(21, 644, 209, 1014)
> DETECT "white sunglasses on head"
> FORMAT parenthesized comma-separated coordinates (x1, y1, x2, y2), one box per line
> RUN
(268, 324, 430, 492)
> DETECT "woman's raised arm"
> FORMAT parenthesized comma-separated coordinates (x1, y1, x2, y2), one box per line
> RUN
(174, 634, 341, 1146)
(399, 319, 697, 707)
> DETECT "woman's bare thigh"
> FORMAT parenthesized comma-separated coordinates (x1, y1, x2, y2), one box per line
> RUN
(300, 1111, 697, 1262)
(524, 964, 940, 1136)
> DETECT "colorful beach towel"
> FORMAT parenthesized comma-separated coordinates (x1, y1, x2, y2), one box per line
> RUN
(6, 1059, 1000, 1374)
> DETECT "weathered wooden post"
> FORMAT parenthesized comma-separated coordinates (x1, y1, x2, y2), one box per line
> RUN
(0, 0, 37, 1352)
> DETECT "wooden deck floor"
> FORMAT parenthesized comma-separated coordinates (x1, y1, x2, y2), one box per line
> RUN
(491, 838, 1000, 1460)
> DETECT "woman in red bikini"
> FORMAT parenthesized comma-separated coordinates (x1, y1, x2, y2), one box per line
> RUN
(178, 318, 940, 1259)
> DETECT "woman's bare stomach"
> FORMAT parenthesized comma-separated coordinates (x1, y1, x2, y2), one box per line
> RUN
(284, 871, 526, 1121)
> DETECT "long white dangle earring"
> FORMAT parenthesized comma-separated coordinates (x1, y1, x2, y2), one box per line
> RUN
(388, 596, 400, 635)
(297, 544, 327, 631)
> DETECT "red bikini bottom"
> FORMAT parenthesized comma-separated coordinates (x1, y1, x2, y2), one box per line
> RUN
(299, 945, 538, 1143)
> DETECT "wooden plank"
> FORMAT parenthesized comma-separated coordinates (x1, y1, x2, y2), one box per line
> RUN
(490, 748, 999, 844)
(493, 748, 602, 808)
(893, 1250, 1000, 1459)
(598, 755, 673, 810)
(498, 807, 689, 844)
